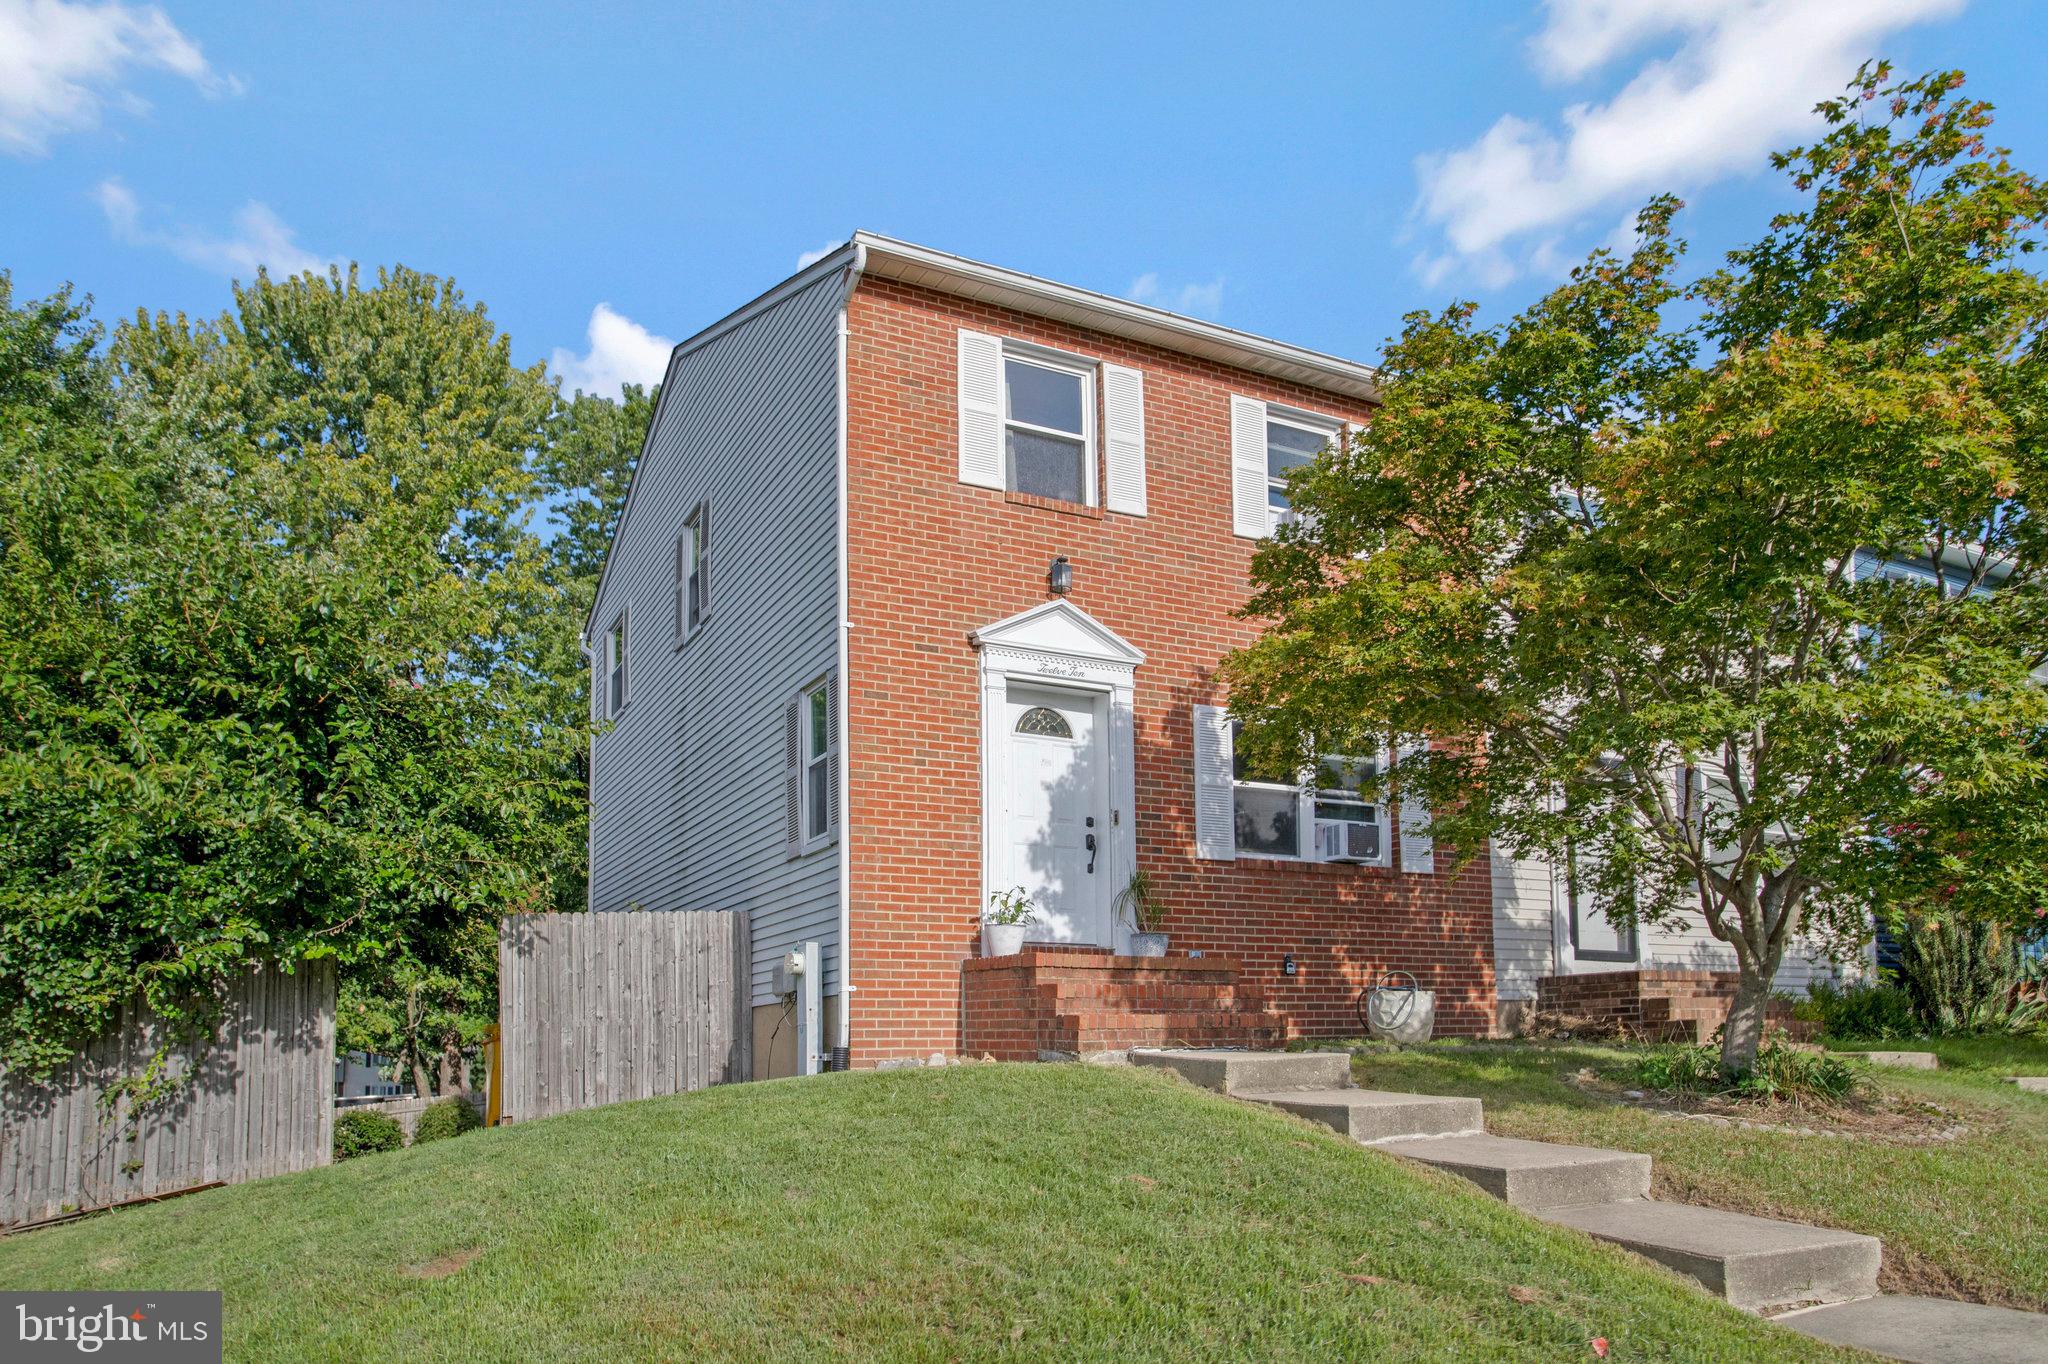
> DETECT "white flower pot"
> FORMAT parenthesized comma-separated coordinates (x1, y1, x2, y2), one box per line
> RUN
(1129, 931, 1170, 959)
(982, 923, 1026, 957)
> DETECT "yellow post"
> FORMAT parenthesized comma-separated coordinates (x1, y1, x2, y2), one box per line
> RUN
(484, 1024, 503, 1127)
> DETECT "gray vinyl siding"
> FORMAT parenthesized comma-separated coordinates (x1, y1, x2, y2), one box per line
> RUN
(1492, 853, 1845, 995)
(587, 268, 842, 1007)
(1490, 849, 1555, 1001)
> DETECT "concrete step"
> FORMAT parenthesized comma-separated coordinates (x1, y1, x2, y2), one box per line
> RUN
(1130, 1047, 1352, 1096)
(1239, 1088, 1484, 1143)
(1538, 1200, 1880, 1313)
(1776, 1294, 2048, 1363)
(2008, 1076, 2048, 1094)
(1377, 1133, 1652, 1210)
(1842, 1050, 1940, 1070)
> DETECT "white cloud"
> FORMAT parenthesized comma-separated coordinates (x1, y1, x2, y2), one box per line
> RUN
(1126, 272, 1225, 319)
(796, 240, 842, 269)
(550, 303, 673, 399)
(94, 176, 330, 278)
(1412, 0, 1964, 285)
(0, 0, 239, 156)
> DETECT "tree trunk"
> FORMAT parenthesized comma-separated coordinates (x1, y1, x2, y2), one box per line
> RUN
(438, 1034, 465, 1096)
(1719, 963, 1774, 1075)
(409, 1053, 435, 1100)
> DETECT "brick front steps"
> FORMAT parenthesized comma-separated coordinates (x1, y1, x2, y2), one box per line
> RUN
(1133, 1048, 2045, 1359)
(962, 952, 1285, 1061)
(1535, 969, 1812, 1044)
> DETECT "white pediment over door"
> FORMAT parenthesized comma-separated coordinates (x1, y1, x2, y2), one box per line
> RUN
(970, 600, 1145, 686)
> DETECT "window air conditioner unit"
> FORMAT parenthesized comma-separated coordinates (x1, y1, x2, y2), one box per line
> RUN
(1314, 820, 1380, 863)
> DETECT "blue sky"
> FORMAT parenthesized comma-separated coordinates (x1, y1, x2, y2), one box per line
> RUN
(4, 0, 2044, 398)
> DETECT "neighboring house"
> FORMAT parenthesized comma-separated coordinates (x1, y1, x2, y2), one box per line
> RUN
(334, 1050, 406, 1099)
(1491, 544, 2021, 1029)
(584, 234, 1494, 1075)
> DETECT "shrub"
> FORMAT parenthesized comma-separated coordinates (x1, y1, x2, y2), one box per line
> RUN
(1894, 915, 2027, 1032)
(333, 1109, 404, 1160)
(412, 1096, 483, 1145)
(1636, 1038, 1859, 1104)
(1795, 979, 1919, 1041)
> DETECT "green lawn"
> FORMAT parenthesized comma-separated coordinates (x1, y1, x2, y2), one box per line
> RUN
(1338, 1036, 2048, 1312)
(0, 1064, 1854, 1363)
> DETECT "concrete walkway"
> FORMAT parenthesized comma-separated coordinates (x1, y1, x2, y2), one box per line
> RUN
(1132, 1048, 2048, 1363)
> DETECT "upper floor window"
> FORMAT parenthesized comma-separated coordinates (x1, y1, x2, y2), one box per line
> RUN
(1005, 353, 1094, 505)
(603, 613, 628, 718)
(676, 502, 710, 640)
(1231, 397, 1342, 538)
(1264, 414, 1339, 528)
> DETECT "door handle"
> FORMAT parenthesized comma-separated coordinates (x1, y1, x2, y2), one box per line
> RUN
(1085, 833, 1097, 874)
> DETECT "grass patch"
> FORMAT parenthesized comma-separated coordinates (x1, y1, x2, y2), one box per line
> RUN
(0, 1064, 1849, 1362)
(1340, 1038, 2048, 1310)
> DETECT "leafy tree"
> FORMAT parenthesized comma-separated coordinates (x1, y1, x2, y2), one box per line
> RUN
(0, 266, 591, 1094)
(1224, 65, 2048, 1073)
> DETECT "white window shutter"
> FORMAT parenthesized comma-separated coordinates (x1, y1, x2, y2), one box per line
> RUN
(1192, 704, 1237, 860)
(1102, 363, 1147, 515)
(957, 329, 1004, 489)
(825, 671, 841, 837)
(783, 693, 803, 858)
(1229, 395, 1269, 538)
(1397, 740, 1434, 874)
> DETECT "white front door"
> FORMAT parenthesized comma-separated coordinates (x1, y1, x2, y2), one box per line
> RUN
(1002, 683, 1110, 945)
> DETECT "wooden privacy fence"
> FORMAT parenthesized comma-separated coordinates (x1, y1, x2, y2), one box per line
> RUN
(1, 960, 336, 1229)
(498, 910, 750, 1123)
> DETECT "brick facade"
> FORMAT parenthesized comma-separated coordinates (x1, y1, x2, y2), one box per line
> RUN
(842, 276, 1497, 1066)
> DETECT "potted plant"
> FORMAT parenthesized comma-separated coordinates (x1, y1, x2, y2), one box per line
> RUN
(1114, 869, 1169, 958)
(982, 886, 1035, 957)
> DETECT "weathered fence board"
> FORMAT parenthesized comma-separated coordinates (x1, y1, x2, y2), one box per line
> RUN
(1, 961, 336, 1228)
(498, 911, 749, 1124)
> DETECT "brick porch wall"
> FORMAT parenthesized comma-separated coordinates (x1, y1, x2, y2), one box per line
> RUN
(842, 277, 1497, 1066)
(1535, 969, 1806, 1042)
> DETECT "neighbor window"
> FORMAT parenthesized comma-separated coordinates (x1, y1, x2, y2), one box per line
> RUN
(1565, 838, 1639, 961)
(676, 502, 710, 639)
(1004, 352, 1093, 504)
(803, 680, 831, 843)
(603, 613, 627, 718)
(1265, 414, 1338, 527)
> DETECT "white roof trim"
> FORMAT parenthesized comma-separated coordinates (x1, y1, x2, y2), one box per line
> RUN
(852, 233, 1379, 402)
(970, 599, 1146, 667)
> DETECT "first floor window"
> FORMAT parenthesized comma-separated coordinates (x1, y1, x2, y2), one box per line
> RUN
(1565, 839, 1638, 961)
(1232, 722, 1302, 858)
(1314, 752, 1385, 862)
(1230, 724, 1388, 862)
(603, 613, 627, 718)
(788, 673, 838, 855)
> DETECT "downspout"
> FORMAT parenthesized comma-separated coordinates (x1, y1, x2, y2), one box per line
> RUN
(832, 241, 867, 1066)
(580, 635, 594, 913)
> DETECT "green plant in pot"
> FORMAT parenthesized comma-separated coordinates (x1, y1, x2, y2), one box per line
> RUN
(983, 886, 1035, 957)
(1114, 870, 1169, 958)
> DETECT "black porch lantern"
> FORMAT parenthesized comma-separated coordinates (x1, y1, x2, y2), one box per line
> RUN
(1048, 556, 1073, 595)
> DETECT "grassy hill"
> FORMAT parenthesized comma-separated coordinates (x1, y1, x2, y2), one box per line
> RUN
(0, 1064, 1851, 1362)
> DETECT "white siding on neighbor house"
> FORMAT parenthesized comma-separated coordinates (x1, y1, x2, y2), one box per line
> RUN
(1491, 849, 1556, 1001)
(1490, 852, 1848, 995)
(587, 267, 844, 1007)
